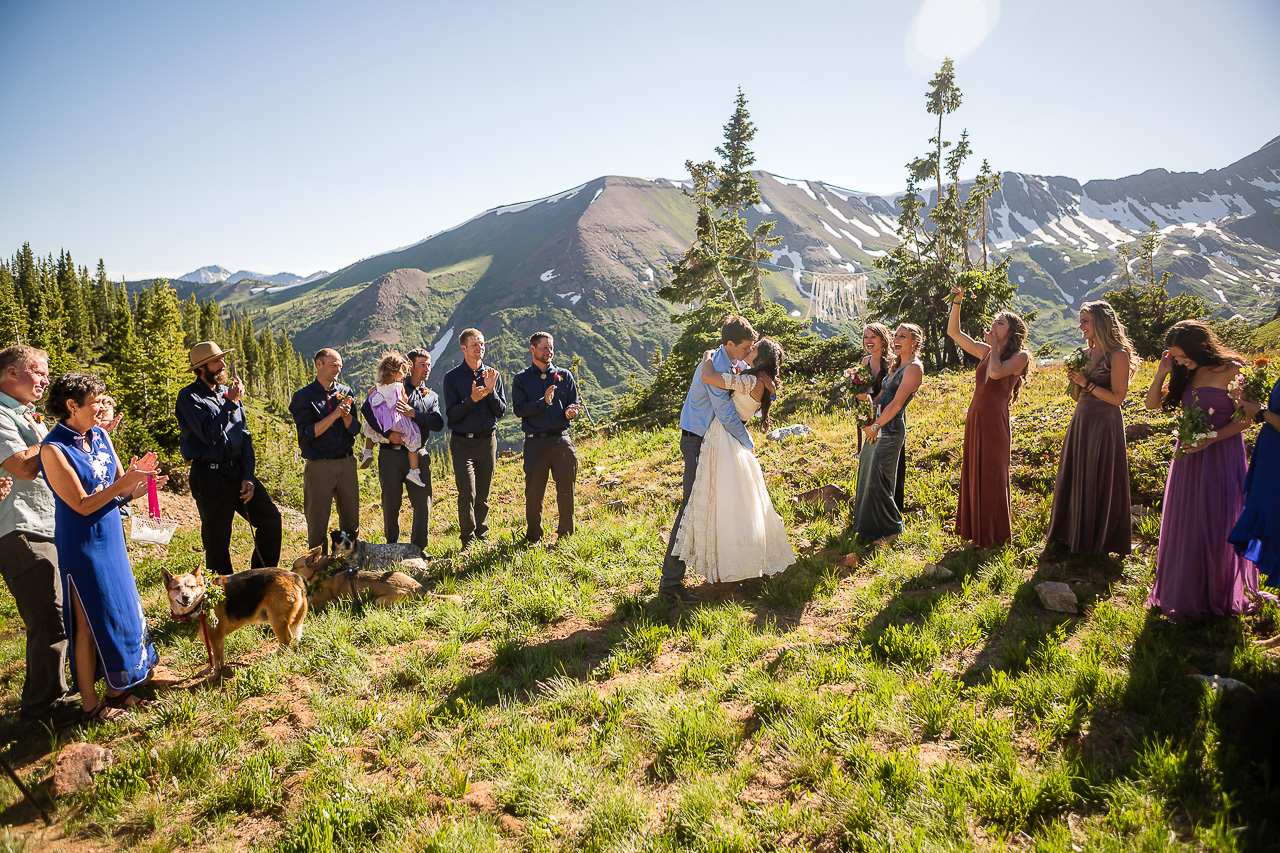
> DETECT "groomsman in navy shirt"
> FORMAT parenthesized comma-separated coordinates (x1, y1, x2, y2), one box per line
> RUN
(289, 348, 362, 552)
(442, 329, 506, 549)
(512, 332, 580, 545)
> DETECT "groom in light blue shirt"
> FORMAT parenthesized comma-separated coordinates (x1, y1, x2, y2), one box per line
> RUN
(659, 315, 758, 603)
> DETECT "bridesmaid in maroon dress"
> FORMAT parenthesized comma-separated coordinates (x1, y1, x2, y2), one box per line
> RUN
(947, 285, 1031, 548)
(1047, 301, 1134, 555)
(1144, 320, 1269, 620)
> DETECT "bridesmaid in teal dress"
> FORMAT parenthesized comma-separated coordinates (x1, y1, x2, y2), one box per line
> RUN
(39, 373, 164, 723)
(852, 324, 924, 544)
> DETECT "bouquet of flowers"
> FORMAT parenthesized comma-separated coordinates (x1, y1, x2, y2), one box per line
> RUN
(1064, 347, 1090, 395)
(836, 365, 874, 405)
(1230, 358, 1275, 421)
(1172, 405, 1216, 459)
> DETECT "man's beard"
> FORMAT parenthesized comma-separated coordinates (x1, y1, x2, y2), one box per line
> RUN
(201, 366, 227, 386)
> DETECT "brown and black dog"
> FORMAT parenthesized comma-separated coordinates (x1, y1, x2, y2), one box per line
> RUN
(162, 565, 307, 676)
(291, 546, 462, 610)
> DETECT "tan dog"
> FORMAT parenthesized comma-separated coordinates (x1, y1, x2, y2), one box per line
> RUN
(162, 565, 307, 676)
(291, 546, 462, 610)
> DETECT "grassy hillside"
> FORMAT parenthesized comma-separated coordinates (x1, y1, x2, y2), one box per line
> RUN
(2, 361, 1278, 851)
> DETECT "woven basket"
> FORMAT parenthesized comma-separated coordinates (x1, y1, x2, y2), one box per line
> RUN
(129, 474, 176, 545)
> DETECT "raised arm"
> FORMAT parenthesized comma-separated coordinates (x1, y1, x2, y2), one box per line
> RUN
(40, 444, 158, 517)
(947, 285, 988, 360)
(1145, 350, 1175, 410)
(987, 345, 1028, 381)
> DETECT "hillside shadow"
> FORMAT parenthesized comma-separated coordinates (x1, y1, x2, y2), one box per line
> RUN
(1069, 608, 1280, 851)
(957, 548, 1126, 685)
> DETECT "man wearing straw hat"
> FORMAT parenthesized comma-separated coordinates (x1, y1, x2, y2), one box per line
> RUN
(176, 341, 282, 576)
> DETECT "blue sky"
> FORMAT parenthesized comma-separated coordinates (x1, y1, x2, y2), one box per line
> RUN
(1, 0, 1276, 280)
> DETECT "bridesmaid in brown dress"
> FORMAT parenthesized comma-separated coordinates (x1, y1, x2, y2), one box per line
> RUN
(1046, 300, 1135, 555)
(947, 285, 1031, 548)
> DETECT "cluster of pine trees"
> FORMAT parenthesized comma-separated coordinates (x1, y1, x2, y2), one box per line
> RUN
(0, 243, 310, 460)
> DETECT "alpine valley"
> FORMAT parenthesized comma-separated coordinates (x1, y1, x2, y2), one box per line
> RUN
(157, 135, 1280, 419)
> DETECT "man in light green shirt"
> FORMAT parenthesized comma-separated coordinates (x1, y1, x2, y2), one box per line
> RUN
(0, 344, 75, 724)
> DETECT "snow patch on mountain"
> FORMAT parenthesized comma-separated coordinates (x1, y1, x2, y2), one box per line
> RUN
(754, 202, 773, 214)
(429, 327, 455, 368)
(540, 270, 559, 281)
(770, 246, 806, 293)
(771, 175, 817, 201)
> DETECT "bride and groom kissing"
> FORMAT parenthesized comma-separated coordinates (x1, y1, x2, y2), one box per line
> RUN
(658, 316, 796, 605)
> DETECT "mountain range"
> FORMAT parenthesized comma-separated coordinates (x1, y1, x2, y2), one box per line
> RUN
(160, 135, 1280, 433)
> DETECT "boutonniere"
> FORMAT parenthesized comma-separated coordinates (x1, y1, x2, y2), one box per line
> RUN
(733, 365, 741, 375)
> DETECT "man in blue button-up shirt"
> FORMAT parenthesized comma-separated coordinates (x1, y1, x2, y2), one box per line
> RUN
(176, 341, 282, 575)
(442, 328, 506, 549)
(289, 348, 362, 552)
(658, 316, 758, 604)
(512, 332, 580, 545)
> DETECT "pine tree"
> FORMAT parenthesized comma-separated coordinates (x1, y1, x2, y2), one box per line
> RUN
(869, 58, 1015, 370)
(1104, 220, 1210, 359)
(661, 89, 780, 313)
(0, 263, 24, 346)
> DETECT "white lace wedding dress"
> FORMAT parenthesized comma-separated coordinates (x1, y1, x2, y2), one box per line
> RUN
(671, 374, 795, 583)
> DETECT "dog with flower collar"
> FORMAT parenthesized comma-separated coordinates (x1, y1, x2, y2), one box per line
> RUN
(162, 565, 307, 678)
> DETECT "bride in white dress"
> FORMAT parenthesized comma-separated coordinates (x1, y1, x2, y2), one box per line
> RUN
(671, 338, 796, 583)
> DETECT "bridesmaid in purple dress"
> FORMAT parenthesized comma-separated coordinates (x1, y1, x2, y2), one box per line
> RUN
(1144, 320, 1266, 620)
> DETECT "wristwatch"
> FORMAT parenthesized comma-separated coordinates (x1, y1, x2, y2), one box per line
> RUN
(1256, 407, 1270, 425)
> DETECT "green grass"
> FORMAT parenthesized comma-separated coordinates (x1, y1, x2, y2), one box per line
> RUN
(1, 358, 1278, 851)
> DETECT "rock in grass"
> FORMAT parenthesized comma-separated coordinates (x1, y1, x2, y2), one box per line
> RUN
(53, 743, 113, 796)
(796, 483, 848, 513)
(925, 563, 954, 580)
(1035, 581, 1079, 613)
(766, 424, 811, 442)
(1191, 674, 1253, 693)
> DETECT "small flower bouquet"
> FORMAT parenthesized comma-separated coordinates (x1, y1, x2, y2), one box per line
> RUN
(837, 365, 874, 402)
(1230, 358, 1275, 421)
(1064, 347, 1090, 395)
(1173, 405, 1216, 459)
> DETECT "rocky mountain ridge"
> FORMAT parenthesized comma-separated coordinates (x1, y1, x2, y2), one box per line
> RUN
(157, 137, 1280, 429)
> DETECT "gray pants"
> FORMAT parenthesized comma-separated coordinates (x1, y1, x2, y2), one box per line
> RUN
(378, 447, 431, 548)
(523, 434, 577, 542)
(451, 433, 496, 546)
(659, 432, 703, 589)
(0, 531, 70, 715)
(303, 456, 360, 552)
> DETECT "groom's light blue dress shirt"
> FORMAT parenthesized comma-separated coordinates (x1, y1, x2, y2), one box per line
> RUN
(677, 346, 753, 450)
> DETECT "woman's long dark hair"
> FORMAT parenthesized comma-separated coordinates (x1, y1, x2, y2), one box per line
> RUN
(743, 337, 783, 429)
(1161, 320, 1242, 411)
(995, 310, 1031, 402)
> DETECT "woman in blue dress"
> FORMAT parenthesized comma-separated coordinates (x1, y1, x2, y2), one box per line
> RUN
(852, 324, 925, 545)
(1230, 371, 1280, 602)
(39, 373, 163, 723)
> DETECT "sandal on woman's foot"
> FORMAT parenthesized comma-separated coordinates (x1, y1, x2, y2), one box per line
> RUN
(81, 701, 128, 724)
(104, 691, 156, 710)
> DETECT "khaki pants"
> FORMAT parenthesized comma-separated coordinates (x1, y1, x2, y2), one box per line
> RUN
(0, 531, 70, 715)
(303, 456, 359, 551)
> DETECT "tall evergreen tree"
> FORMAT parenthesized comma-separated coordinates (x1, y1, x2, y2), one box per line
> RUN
(869, 58, 1014, 370)
(661, 89, 780, 313)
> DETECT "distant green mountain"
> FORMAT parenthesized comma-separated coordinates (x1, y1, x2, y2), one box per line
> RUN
(154, 138, 1280, 444)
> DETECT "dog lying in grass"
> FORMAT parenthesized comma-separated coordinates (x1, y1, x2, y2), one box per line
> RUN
(161, 565, 307, 676)
(330, 528, 423, 570)
(291, 546, 463, 610)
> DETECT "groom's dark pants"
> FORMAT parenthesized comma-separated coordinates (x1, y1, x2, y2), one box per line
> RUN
(659, 430, 703, 589)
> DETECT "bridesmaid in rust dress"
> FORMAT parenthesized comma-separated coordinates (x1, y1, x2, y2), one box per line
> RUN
(947, 285, 1030, 549)
(1047, 300, 1134, 555)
